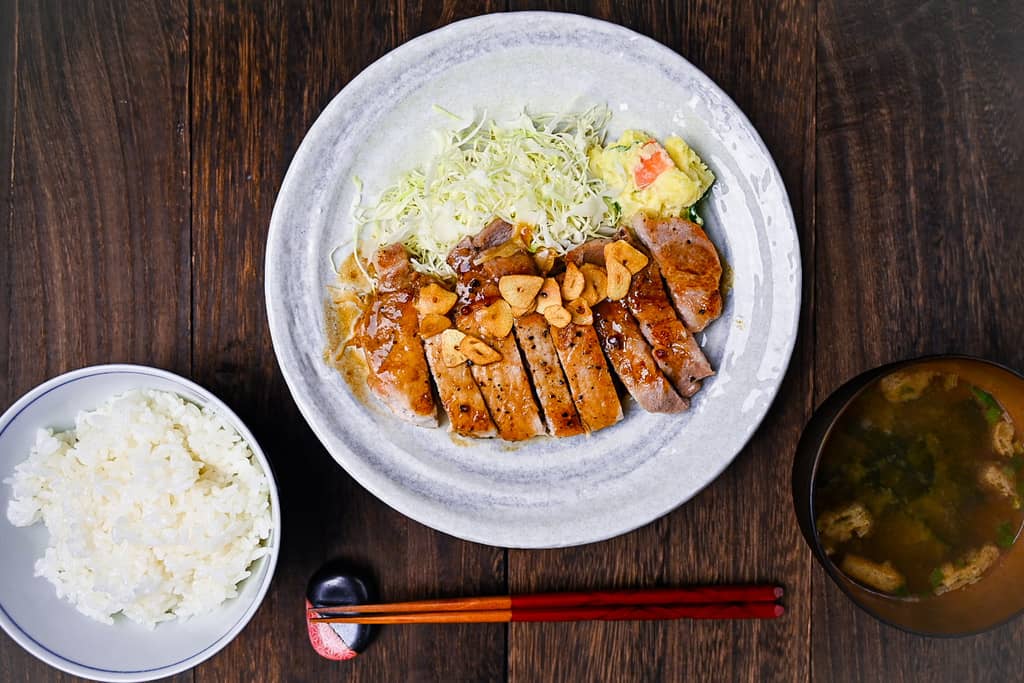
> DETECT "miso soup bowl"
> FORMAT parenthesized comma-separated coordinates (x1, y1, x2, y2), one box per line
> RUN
(793, 355, 1024, 636)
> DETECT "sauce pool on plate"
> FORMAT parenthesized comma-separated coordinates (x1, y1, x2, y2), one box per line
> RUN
(814, 364, 1024, 598)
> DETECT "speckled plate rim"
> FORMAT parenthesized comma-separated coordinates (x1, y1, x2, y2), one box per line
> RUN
(265, 11, 801, 548)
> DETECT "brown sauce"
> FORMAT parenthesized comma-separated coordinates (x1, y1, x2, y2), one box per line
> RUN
(815, 362, 1024, 598)
(719, 261, 734, 298)
(324, 252, 375, 405)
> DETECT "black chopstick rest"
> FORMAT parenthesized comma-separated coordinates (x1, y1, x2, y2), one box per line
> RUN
(306, 559, 377, 660)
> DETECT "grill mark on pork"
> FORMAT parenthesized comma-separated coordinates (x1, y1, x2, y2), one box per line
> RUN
(422, 334, 497, 438)
(447, 220, 546, 441)
(630, 213, 723, 332)
(353, 245, 438, 426)
(514, 313, 586, 437)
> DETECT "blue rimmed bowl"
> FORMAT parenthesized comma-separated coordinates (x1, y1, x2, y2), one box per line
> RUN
(0, 364, 281, 681)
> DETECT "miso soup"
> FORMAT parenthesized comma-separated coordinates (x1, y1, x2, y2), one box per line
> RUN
(814, 364, 1024, 598)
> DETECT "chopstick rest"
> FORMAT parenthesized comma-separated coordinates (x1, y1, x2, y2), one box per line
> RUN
(306, 559, 377, 661)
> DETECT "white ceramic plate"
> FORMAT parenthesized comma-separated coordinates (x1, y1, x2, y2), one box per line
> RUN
(266, 12, 800, 548)
(0, 365, 281, 682)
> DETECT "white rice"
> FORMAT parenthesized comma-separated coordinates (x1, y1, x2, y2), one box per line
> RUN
(4, 389, 272, 628)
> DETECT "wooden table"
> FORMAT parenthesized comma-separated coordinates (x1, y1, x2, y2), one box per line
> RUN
(1, 1, 1021, 681)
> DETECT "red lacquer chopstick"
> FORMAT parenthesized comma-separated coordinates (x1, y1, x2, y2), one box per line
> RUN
(307, 586, 784, 624)
(309, 602, 783, 624)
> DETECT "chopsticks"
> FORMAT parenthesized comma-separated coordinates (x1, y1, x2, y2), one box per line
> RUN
(307, 586, 784, 624)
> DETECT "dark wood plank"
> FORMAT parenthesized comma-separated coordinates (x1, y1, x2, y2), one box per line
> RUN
(188, 2, 505, 681)
(2, 0, 191, 391)
(0, 1, 191, 681)
(813, 1, 1024, 680)
(0, 0, 15, 388)
(505, 1, 816, 681)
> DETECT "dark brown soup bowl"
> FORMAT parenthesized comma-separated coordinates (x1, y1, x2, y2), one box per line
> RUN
(793, 355, 1024, 636)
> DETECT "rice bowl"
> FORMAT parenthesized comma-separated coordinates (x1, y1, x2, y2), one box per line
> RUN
(0, 365, 281, 682)
(6, 389, 273, 628)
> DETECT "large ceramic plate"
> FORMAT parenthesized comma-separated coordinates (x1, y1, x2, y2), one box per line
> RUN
(266, 12, 800, 548)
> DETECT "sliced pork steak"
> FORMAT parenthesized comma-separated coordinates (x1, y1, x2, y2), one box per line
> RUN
(353, 245, 438, 426)
(514, 313, 586, 437)
(550, 321, 623, 432)
(592, 299, 688, 413)
(567, 239, 689, 412)
(624, 248, 714, 398)
(422, 331, 497, 438)
(630, 213, 723, 332)
(447, 220, 546, 441)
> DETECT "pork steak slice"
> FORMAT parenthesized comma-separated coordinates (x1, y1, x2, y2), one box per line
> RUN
(630, 213, 723, 332)
(353, 244, 438, 426)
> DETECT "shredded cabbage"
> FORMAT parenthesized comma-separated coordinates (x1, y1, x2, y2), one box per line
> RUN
(351, 107, 619, 280)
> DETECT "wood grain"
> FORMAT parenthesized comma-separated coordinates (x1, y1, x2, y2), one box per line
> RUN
(813, 0, 1024, 680)
(188, 2, 505, 682)
(3, 0, 191, 388)
(504, 1, 816, 681)
(0, 0, 15, 395)
(0, 1, 191, 682)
